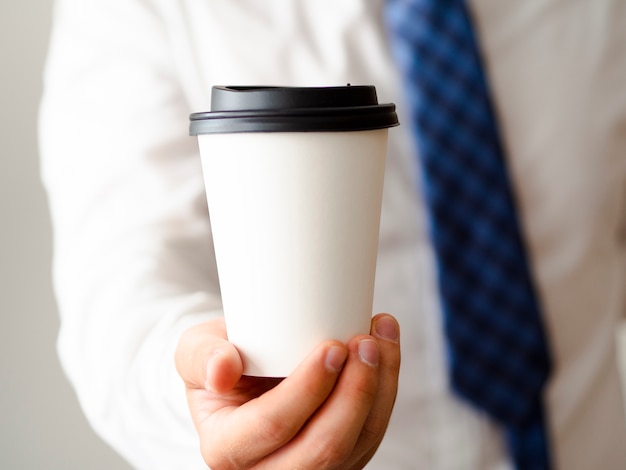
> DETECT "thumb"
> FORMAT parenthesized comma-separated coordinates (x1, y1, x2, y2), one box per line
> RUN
(175, 317, 243, 393)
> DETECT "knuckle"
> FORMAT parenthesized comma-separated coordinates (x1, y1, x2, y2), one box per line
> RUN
(256, 412, 297, 445)
(199, 443, 228, 470)
(198, 422, 244, 470)
(359, 418, 382, 443)
(200, 440, 245, 470)
(353, 376, 379, 405)
(308, 438, 353, 469)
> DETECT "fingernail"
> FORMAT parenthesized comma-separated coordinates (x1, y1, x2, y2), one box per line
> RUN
(325, 345, 348, 372)
(358, 339, 379, 367)
(374, 315, 399, 343)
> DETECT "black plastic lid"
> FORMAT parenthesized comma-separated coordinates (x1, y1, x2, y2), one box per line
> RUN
(189, 85, 399, 135)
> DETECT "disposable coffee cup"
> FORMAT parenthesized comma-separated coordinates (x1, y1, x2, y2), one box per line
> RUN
(190, 85, 398, 377)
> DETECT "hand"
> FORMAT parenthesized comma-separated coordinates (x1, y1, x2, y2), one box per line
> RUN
(175, 313, 401, 469)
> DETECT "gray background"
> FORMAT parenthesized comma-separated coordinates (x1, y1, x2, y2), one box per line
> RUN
(1, 1, 132, 468)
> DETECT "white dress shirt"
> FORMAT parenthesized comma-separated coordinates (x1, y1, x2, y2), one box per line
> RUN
(39, 0, 626, 468)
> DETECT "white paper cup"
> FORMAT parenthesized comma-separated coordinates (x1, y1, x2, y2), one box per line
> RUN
(190, 86, 398, 377)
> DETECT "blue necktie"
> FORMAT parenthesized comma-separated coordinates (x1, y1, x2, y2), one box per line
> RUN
(385, 1, 553, 468)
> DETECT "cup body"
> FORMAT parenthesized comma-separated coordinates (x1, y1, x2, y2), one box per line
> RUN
(198, 129, 388, 376)
(190, 85, 398, 376)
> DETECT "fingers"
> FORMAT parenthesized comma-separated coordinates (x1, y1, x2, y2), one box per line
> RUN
(352, 313, 402, 466)
(175, 317, 243, 393)
(256, 336, 380, 469)
(198, 340, 349, 470)
(177, 314, 401, 470)
(256, 314, 401, 470)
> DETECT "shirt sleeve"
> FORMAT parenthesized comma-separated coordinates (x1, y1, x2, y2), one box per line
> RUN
(39, 1, 218, 467)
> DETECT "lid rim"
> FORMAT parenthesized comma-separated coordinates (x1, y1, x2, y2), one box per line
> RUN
(189, 85, 399, 135)
(190, 117, 399, 135)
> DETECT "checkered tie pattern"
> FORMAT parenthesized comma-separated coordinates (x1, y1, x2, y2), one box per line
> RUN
(385, 1, 553, 468)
